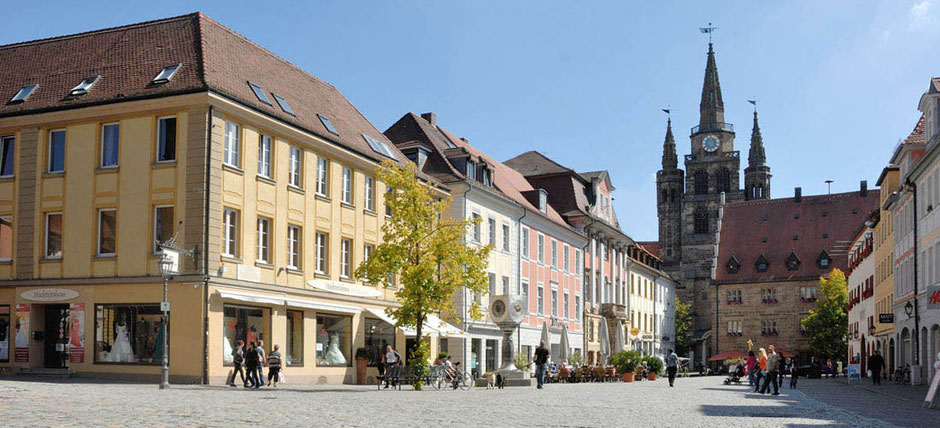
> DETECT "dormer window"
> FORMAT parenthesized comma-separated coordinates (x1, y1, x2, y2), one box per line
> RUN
(538, 189, 548, 214)
(786, 251, 801, 271)
(152, 63, 182, 84)
(755, 254, 769, 273)
(817, 250, 832, 269)
(480, 167, 492, 187)
(10, 84, 38, 103)
(467, 160, 476, 180)
(726, 255, 740, 274)
(70, 75, 101, 96)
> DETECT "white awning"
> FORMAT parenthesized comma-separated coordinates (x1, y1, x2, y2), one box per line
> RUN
(364, 308, 451, 337)
(216, 289, 285, 306)
(425, 314, 468, 338)
(286, 298, 360, 314)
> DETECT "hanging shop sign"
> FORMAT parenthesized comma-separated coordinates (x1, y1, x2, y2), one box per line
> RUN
(878, 314, 894, 324)
(926, 285, 940, 310)
(20, 288, 79, 302)
(14, 304, 29, 362)
(640, 333, 654, 341)
(68, 303, 85, 363)
(307, 279, 383, 298)
(630, 327, 640, 337)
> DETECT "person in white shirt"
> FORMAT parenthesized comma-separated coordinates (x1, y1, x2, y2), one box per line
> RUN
(384, 345, 401, 389)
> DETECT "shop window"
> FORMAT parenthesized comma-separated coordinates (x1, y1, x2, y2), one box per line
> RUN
(0, 216, 12, 261)
(222, 305, 269, 365)
(95, 304, 166, 364)
(364, 317, 394, 367)
(316, 314, 351, 367)
(286, 310, 303, 365)
(0, 305, 9, 362)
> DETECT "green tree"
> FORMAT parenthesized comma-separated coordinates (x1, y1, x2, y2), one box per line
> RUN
(674, 297, 693, 357)
(801, 269, 849, 364)
(355, 161, 491, 388)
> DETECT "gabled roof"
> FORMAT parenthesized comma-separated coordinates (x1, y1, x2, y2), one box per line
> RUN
(635, 241, 660, 259)
(504, 151, 581, 179)
(715, 189, 880, 284)
(0, 12, 405, 165)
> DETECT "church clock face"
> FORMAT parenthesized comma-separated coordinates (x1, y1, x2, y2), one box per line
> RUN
(702, 135, 720, 152)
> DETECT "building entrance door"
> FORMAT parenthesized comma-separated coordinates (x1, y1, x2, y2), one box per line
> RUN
(43, 304, 69, 368)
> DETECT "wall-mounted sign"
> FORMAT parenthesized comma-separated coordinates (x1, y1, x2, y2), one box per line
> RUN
(879, 313, 894, 324)
(307, 280, 383, 298)
(20, 288, 79, 302)
(640, 333, 654, 341)
(662, 336, 671, 342)
(630, 327, 640, 337)
(927, 285, 940, 310)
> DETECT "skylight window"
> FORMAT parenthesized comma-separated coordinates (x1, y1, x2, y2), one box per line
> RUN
(152, 63, 182, 84)
(272, 93, 295, 115)
(247, 81, 272, 105)
(70, 75, 101, 96)
(318, 114, 339, 135)
(9, 84, 38, 103)
(362, 134, 397, 160)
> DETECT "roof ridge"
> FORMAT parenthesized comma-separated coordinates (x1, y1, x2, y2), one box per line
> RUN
(724, 189, 875, 207)
(0, 12, 200, 51)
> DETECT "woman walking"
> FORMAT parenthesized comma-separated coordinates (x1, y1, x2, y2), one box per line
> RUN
(789, 359, 799, 388)
(745, 351, 757, 386)
(244, 341, 260, 388)
(754, 348, 767, 393)
(230, 340, 246, 387)
(267, 344, 283, 388)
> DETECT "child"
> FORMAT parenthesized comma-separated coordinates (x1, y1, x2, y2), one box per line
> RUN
(789, 360, 799, 388)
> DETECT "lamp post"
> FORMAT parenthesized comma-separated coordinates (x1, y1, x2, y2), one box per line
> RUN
(905, 301, 914, 319)
(157, 254, 174, 390)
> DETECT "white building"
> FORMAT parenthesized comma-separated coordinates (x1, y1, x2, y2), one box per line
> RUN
(846, 226, 876, 373)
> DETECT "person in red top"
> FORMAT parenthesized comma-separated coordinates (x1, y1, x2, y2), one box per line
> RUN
(754, 348, 768, 393)
(745, 351, 758, 386)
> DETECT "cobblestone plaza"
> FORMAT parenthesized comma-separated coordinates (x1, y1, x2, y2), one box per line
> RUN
(1, 376, 935, 427)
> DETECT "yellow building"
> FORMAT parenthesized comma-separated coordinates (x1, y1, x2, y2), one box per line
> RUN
(873, 166, 898, 376)
(0, 13, 457, 384)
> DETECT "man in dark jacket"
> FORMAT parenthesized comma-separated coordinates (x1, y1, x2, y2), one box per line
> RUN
(868, 350, 885, 385)
(534, 341, 550, 389)
(244, 342, 260, 388)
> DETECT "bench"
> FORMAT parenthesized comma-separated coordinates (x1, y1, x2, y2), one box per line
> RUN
(376, 365, 422, 390)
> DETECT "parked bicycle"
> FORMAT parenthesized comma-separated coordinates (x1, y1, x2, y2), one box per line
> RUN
(895, 364, 911, 385)
(430, 362, 473, 390)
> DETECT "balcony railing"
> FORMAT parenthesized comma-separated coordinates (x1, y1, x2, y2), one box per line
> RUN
(691, 122, 734, 135)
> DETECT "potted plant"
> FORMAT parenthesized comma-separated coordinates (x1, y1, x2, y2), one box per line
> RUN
(611, 350, 641, 382)
(355, 347, 370, 385)
(645, 355, 663, 381)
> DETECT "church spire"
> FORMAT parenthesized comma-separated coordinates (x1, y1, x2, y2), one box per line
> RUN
(662, 117, 677, 169)
(698, 42, 726, 129)
(748, 109, 766, 166)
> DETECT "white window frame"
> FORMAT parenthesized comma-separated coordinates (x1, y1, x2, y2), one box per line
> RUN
(340, 238, 352, 278)
(48, 129, 66, 173)
(488, 217, 496, 246)
(289, 146, 302, 188)
(502, 222, 510, 252)
(287, 224, 301, 270)
(502, 276, 510, 295)
(222, 208, 239, 258)
(551, 287, 558, 316)
(224, 121, 240, 168)
(45, 212, 63, 259)
(521, 278, 529, 298)
(100, 123, 120, 168)
(256, 217, 271, 263)
(576, 249, 582, 274)
(472, 211, 482, 243)
(521, 226, 530, 259)
(96, 208, 117, 257)
(537, 284, 545, 314)
(551, 239, 558, 268)
(342, 166, 353, 205)
(364, 176, 375, 212)
(537, 233, 545, 264)
(316, 232, 329, 274)
(316, 157, 329, 196)
(156, 116, 176, 163)
(563, 244, 570, 272)
(564, 291, 570, 319)
(257, 134, 272, 178)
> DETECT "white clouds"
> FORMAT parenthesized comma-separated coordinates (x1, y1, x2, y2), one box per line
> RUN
(910, 0, 934, 30)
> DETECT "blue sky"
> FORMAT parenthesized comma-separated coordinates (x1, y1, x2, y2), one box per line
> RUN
(3, 1, 938, 241)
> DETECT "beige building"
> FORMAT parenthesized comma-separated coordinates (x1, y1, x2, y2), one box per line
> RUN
(873, 166, 898, 377)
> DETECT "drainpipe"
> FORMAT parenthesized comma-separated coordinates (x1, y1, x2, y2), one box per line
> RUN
(908, 179, 920, 367)
(461, 183, 472, 369)
(516, 207, 527, 355)
(202, 105, 214, 385)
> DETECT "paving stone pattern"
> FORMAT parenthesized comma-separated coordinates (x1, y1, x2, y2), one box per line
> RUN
(0, 376, 922, 427)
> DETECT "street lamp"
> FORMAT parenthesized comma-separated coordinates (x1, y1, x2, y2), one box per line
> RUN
(157, 253, 175, 390)
(905, 301, 914, 319)
(869, 324, 876, 337)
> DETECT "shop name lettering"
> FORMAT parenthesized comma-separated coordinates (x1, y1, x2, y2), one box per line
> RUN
(323, 283, 351, 293)
(930, 289, 940, 305)
(31, 290, 69, 299)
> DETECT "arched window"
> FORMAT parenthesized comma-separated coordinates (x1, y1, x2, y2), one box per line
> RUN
(670, 188, 677, 202)
(716, 168, 731, 194)
(661, 189, 668, 203)
(694, 170, 709, 195)
(694, 208, 709, 234)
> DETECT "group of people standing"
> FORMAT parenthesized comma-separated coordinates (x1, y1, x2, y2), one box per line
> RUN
(744, 345, 796, 395)
(229, 339, 284, 388)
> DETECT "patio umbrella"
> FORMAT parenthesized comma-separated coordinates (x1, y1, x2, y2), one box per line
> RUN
(598, 319, 610, 365)
(540, 321, 550, 350)
(613, 320, 625, 353)
(707, 349, 747, 362)
(774, 348, 796, 359)
(560, 324, 570, 364)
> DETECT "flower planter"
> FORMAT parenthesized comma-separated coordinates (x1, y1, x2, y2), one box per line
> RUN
(355, 358, 368, 385)
(622, 372, 635, 382)
(648, 372, 658, 381)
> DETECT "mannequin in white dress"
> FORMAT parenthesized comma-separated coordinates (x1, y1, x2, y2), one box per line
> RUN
(108, 322, 134, 362)
(325, 332, 346, 366)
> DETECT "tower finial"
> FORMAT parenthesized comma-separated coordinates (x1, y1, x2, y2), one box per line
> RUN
(661, 113, 677, 170)
(699, 22, 718, 45)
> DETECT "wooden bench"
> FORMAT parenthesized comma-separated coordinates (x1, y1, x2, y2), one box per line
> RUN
(376, 365, 424, 390)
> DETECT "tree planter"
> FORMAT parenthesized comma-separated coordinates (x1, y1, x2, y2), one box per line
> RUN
(355, 358, 368, 385)
(648, 372, 657, 381)
(622, 372, 635, 382)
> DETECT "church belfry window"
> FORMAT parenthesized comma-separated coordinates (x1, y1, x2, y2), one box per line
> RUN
(694, 209, 709, 234)
(716, 168, 731, 193)
(694, 170, 708, 195)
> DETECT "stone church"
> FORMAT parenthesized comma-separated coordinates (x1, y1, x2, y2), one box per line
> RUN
(656, 41, 772, 355)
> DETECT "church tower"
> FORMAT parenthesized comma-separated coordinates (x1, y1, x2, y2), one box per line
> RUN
(656, 118, 684, 265)
(744, 109, 772, 200)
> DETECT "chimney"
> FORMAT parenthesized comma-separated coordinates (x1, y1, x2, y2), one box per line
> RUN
(860, 180, 868, 197)
(420, 112, 436, 126)
(794, 187, 802, 203)
(460, 137, 468, 144)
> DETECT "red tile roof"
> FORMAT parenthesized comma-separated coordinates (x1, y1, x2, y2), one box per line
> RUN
(0, 12, 404, 165)
(635, 241, 660, 259)
(903, 115, 926, 145)
(715, 189, 880, 284)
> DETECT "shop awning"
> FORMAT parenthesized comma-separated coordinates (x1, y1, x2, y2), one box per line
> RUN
(364, 308, 466, 338)
(285, 298, 360, 314)
(365, 307, 423, 336)
(216, 289, 285, 306)
(425, 314, 468, 338)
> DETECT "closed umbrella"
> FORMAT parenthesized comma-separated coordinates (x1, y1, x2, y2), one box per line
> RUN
(613, 320, 625, 354)
(598, 319, 610, 365)
(560, 324, 570, 364)
(540, 321, 550, 350)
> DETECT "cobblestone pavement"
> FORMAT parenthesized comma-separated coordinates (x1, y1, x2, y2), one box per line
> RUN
(0, 375, 913, 427)
(797, 377, 939, 427)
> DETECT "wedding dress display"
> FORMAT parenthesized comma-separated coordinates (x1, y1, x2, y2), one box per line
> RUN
(325, 332, 346, 366)
(223, 337, 234, 363)
(108, 322, 134, 362)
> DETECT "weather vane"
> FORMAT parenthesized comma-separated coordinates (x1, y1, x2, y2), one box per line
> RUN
(661, 106, 671, 120)
(699, 22, 718, 44)
(747, 99, 757, 112)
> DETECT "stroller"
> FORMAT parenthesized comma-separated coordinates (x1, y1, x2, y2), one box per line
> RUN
(723, 363, 745, 385)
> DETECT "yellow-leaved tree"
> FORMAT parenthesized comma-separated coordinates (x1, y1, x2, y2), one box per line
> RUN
(355, 161, 491, 387)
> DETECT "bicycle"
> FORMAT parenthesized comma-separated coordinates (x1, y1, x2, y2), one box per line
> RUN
(430, 362, 473, 390)
(895, 364, 911, 385)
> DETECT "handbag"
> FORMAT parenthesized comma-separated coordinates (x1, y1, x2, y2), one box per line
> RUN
(278, 370, 286, 384)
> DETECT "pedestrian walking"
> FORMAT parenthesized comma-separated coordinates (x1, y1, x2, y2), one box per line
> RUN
(745, 351, 757, 386)
(383, 345, 401, 389)
(255, 339, 267, 387)
(244, 341, 260, 388)
(534, 341, 550, 389)
(754, 348, 767, 393)
(788, 359, 799, 388)
(759, 345, 780, 395)
(267, 344, 282, 387)
(229, 340, 246, 387)
(666, 348, 680, 387)
(868, 350, 885, 385)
